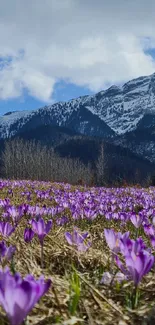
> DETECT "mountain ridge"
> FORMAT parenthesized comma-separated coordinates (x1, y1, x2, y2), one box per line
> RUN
(1, 72, 155, 162)
(1, 71, 155, 134)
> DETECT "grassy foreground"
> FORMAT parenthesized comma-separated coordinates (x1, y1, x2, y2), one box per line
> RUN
(0, 180, 155, 325)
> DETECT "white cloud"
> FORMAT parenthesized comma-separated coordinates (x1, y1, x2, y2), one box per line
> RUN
(0, 0, 155, 102)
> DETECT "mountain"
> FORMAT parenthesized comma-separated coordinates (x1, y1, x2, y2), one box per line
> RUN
(11, 124, 78, 147)
(86, 73, 155, 134)
(0, 102, 115, 139)
(1, 72, 155, 162)
(113, 112, 155, 162)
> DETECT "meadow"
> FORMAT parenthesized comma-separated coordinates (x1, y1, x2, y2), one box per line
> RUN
(0, 180, 155, 325)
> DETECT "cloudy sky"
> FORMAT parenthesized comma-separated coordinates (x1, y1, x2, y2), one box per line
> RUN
(0, 0, 155, 115)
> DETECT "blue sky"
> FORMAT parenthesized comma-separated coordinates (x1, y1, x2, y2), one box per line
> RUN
(0, 0, 155, 116)
(0, 82, 93, 116)
(145, 48, 155, 58)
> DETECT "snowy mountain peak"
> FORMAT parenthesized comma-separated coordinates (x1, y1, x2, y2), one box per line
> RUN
(84, 72, 155, 134)
(0, 72, 155, 139)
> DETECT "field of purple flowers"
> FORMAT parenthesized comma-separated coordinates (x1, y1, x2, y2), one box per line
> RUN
(0, 180, 155, 325)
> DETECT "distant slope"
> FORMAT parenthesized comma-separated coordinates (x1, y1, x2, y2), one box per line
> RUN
(12, 124, 78, 147)
(113, 113, 155, 162)
(0, 103, 115, 139)
(1, 72, 155, 162)
(54, 135, 155, 184)
(0, 122, 154, 184)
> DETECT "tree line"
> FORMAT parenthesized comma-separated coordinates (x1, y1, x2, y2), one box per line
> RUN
(1, 139, 92, 185)
(0, 138, 153, 186)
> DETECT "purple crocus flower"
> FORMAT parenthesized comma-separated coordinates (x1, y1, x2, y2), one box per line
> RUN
(65, 228, 91, 251)
(150, 235, 155, 248)
(1, 212, 10, 221)
(5, 245, 16, 261)
(100, 271, 127, 285)
(0, 222, 15, 237)
(104, 229, 120, 253)
(0, 198, 10, 208)
(115, 233, 154, 286)
(7, 206, 23, 225)
(29, 217, 52, 268)
(0, 241, 6, 257)
(56, 216, 69, 226)
(0, 241, 16, 262)
(24, 228, 34, 243)
(120, 237, 147, 256)
(30, 217, 52, 245)
(104, 229, 129, 254)
(130, 213, 143, 228)
(114, 272, 128, 283)
(144, 224, 155, 236)
(0, 267, 51, 325)
(120, 231, 130, 244)
(115, 254, 129, 276)
(125, 250, 154, 286)
(100, 271, 112, 285)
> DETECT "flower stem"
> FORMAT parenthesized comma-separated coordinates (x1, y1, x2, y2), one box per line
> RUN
(136, 228, 140, 238)
(10, 256, 16, 275)
(41, 243, 44, 269)
(132, 285, 139, 309)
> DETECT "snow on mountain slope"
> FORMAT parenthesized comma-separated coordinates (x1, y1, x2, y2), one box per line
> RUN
(0, 110, 35, 138)
(112, 113, 155, 163)
(33, 72, 155, 135)
(84, 73, 155, 134)
(1, 72, 155, 139)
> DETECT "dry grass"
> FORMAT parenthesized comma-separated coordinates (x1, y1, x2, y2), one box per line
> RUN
(0, 183, 154, 325)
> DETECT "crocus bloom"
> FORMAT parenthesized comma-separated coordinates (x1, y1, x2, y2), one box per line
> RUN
(150, 235, 155, 248)
(114, 272, 128, 283)
(120, 237, 147, 256)
(56, 216, 69, 226)
(115, 255, 128, 276)
(0, 241, 6, 257)
(101, 271, 127, 285)
(125, 250, 154, 286)
(0, 267, 51, 325)
(1, 212, 10, 221)
(5, 245, 16, 261)
(115, 247, 154, 286)
(65, 228, 91, 251)
(7, 206, 23, 225)
(104, 229, 129, 253)
(144, 224, 155, 236)
(30, 217, 52, 245)
(130, 213, 143, 228)
(0, 222, 15, 237)
(104, 229, 120, 253)
(24, 228, 34, 243)
(100, 272, 112, 285)
(0, 241, 16, 262)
